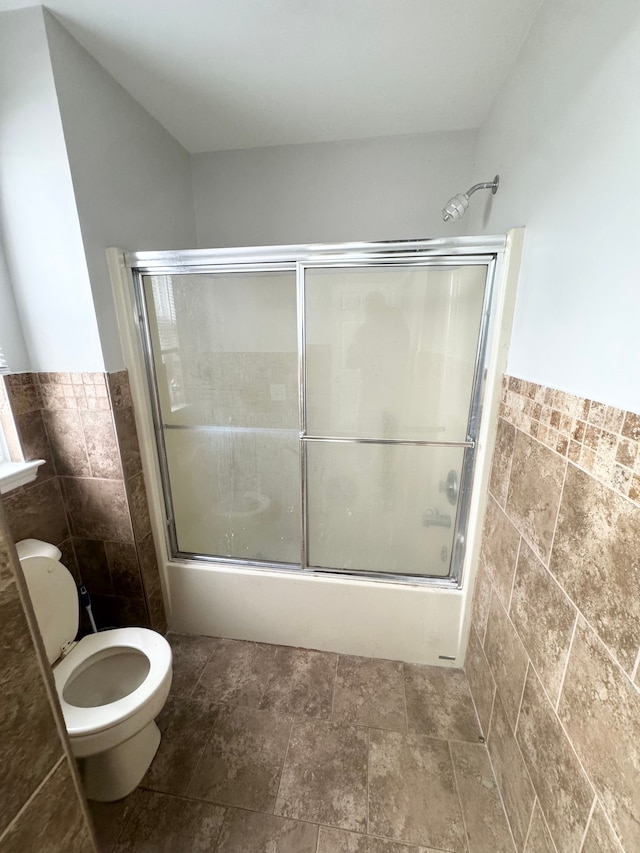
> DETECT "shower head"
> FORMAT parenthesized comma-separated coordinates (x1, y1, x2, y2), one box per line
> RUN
(442, 175, 499, 222)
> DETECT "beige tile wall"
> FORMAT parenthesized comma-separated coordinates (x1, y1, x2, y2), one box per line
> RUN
(0, 371, 166, 634)
(0, 504, 96, 851)
(466, 376, 639, 853)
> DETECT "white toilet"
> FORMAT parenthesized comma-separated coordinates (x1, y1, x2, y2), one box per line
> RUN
(17, 538, 172, 802)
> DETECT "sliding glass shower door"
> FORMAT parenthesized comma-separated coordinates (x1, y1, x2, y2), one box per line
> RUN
(137, 245, 494, 583)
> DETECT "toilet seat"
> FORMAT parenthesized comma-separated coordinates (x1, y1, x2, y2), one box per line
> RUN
(53, 627, 172, 739)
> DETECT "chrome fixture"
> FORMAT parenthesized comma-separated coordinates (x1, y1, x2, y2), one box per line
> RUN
(442, 175, 499, 222)
(439, 470, 459, 505)
(423, 508, 452, 528)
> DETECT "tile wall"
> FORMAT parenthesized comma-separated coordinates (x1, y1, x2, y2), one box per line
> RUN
(0, 371, 166, 634)
(466, 376, 640, 853)
(0, 502, 96, 851)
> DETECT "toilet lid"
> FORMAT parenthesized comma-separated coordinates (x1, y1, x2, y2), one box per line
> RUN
(17, 539, 79, 664)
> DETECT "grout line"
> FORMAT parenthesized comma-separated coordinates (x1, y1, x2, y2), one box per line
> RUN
(484, 742, 518, 853)
(576, 795, 597, 853)
(448, 740, 471, 853)
(521, 797, 537, 852)
(329, 653, 339, 720)
(507, 535, 522, 614)
(554, 614, 578, 713)
(631, 644, 640, 684)
(272, 716, 294, 817)
(545, 454, 569, 571)
(514, 660, 530, 736)
(401, 662, 409, 732)
(0, 755, 65, 844)
(365, 727, 370, 836)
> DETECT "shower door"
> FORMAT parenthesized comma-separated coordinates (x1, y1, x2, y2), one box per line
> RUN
(136, 244, 494, 584)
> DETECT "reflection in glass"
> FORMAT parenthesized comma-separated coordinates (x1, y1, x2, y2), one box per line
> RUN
(306, 442, 465, 577)
(305, 265, 486, 442)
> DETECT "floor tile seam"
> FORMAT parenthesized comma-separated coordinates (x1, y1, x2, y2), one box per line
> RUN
(272, 715, 295, 816)
(180, 708, 220, 800)
(366, 727, 370, 836)
(576, 795, 597, 853)
(401, 661, 409, 732)
(554, 613, 578, 713)
(448, 740, 471, 853)
(544, 454, 568, 571)
(507, 534, 522, 614)
(511, 669, 599, 848)
(482, 739, 518, 853)
(520, 793, 538, 853)
(328, 651, 339, 721)
(0, 754, 66, 845)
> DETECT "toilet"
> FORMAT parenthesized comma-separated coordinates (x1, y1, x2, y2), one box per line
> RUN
(16, 538, 172, 802)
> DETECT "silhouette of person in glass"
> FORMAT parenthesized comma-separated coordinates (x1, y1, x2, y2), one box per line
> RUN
(347, 291, 410, 438)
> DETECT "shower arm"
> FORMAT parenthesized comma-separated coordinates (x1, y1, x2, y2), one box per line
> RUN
(465, 178, 499, 198)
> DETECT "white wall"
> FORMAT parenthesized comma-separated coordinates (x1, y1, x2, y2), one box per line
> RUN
(0, 241, 29, 373)
(468, 0, 640, 413)
(44, 12, 197, 372)
(192, 131, 477, 247)
(0, 7, 103, 372)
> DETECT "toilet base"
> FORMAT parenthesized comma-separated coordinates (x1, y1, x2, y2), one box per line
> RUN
(79, 719, 161, 802)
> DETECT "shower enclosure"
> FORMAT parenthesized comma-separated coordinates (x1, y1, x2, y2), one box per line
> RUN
(127, 238, 504, 588)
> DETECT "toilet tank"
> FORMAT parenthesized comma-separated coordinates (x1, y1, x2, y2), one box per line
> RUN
(16, 539, 80, 664)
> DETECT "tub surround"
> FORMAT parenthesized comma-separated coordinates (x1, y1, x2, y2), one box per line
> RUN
(0, 371, 166, 633)
(0, 504, 96, 851)
(466, 375, 640, 853)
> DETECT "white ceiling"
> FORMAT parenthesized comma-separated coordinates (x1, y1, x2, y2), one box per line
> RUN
(0, 0, 543, 153)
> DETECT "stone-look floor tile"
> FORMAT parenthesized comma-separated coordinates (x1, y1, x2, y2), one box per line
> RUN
(450, 741, 515, 852)
(581, 803, 625, 853)
(487, 695, 535, 851)
(260, 646, 337, 718)
(509, 540, 576, 705)
(404, 664, 479, 742)
(0, 582, 62, 829)
(141, 696, 215, 796)
(516, 666, 594, 853)
(89, 793, 139, 853)
(62, 476, 134, 542)
(0, 759, 94, 853)
(464, 625, 495, 738)
(167, 632, 219, 696)
(368, 729, 465, 850)
(316, 827, 368, 852)
(107, 371, 134, 409)
(506, 431, 565, 564)
(187, 704, 291, 811)
(490, 417, 516, 508)
(470, 559, 492, 642)
(42, 409, 91, 476)
(3, 476, 70, 545)
(483, 592, 529, 732)
(367, 841, 443, 853)
(332, 654, 406, 730)
(479, 496, 520, 609)
(113, 790, 225, 853)
(276, 719, 368, 832)
(549, 464, 640, 672)
(557, 620, 640, 851)
(523, 801, 555, 853)
(216, 808, 318, 853)
(192, 638, 276, 707)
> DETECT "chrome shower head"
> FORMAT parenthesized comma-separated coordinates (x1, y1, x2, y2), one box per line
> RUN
(442, 175, 499, 222)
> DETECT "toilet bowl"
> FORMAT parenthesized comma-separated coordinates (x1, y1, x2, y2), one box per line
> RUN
(16, 538, 172, 802)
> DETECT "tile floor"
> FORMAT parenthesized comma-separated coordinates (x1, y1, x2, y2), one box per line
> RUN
(90, 634, 515, 853)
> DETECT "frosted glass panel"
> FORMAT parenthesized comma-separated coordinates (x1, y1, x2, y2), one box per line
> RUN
(306, 442, 465, 576)
(305, 266, 487, 441)
(165, 427, 300, 562)
(144, 273, 298, 429)
(143, 271, 300, 563)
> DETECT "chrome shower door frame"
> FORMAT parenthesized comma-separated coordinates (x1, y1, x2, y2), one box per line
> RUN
(127, 237, 506, 589)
